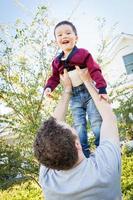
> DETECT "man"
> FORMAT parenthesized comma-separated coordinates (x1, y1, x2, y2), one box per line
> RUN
(34, 67, 121, 200)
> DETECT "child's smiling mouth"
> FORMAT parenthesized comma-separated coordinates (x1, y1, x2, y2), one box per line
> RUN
(62, 40, 70, 44)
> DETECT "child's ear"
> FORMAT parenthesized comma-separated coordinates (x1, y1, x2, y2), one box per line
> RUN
(75, 36, 78, 43)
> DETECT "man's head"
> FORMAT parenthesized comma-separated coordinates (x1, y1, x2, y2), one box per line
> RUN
(54, 21, 78, 54)
(34, 117, 79, 170)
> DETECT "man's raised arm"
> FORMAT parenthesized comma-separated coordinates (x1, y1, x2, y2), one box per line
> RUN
(76, 66, 120, 146)
(52, 69, 72, 121)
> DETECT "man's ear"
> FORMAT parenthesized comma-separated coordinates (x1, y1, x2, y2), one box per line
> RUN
(75, 139, 82, 150)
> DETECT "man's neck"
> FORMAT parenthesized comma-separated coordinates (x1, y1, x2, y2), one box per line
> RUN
(74, 151, 85, 167)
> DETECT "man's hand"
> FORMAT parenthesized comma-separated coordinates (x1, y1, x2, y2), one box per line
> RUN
(75, 66, 92, 83)
(99, 94, 110, 103)
(60, 69, 72, 93)
(76, 66, 110, 103)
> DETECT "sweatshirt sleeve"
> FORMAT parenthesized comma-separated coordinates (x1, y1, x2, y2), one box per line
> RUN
(85, 53, 107, 94)
(44, 60, 60, 92)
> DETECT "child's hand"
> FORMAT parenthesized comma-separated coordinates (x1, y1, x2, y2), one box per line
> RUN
(99, 94, 110, 103)
(44, 88, 53, 98)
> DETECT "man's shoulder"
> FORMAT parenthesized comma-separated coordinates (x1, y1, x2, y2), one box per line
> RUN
(91, 140, 121, 171)
(98, 140, 120, 155)
(39, 164, 48, 175)
(39, 165, 49, 185)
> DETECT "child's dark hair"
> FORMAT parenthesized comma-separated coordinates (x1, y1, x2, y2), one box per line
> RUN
(54, 20, 77, 37)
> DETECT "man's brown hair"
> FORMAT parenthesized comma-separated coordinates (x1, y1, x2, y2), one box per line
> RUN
(34, 117, 78, 170)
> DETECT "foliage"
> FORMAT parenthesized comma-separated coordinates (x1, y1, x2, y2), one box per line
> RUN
(0, 139, 22, 186)
(0, 180, 43, 200)
(0, 138, 39, 189)
(110, 76, 133, 140)
(0, 5, 59, 188)
(122, 145, 133, 157)
(122, 154, 133, 200)
(0, 5, 56, 147)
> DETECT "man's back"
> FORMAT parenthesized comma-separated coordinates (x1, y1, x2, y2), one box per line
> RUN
(39, 140, 121, 200)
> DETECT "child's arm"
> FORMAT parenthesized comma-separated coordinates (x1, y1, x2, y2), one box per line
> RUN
(85, 53, 110, 101)
(85, 53, 107, 93)
(44, 60, 60, 97)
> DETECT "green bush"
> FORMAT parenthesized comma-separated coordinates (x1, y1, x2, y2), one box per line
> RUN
(0, 180, 43, 200)
(0, 139, 39, 189)
(122, 154, 133, 200)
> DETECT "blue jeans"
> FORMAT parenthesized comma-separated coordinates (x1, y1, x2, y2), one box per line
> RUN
(70, 84, 102, 158)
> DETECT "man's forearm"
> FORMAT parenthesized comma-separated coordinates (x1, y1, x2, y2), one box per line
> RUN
(52, 91, 71, 121)
(84, 81, 113, 119)
(84, 81, 119, 145)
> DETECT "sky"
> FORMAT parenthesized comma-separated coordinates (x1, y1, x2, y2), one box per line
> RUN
(0, 0, 133, 53)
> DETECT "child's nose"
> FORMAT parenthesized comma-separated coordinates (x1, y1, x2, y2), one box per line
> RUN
(62, 34, 68, 39)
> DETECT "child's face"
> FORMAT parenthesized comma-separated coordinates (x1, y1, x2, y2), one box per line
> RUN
(55, 24, 78, 54)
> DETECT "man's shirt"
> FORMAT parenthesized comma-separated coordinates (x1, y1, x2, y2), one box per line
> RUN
(39, 140, 121, 200)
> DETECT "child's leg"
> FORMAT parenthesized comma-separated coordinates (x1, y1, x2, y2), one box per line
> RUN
(70, 96, 90, 158)
(87, 98, 102, 147)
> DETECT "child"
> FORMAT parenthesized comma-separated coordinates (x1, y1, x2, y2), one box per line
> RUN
(44, 21, 108, 158)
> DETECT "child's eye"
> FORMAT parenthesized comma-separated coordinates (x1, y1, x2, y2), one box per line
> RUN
(67, 32, 71, 35)
(57, 33, 62, 37)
